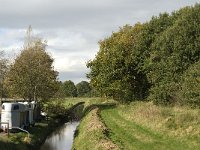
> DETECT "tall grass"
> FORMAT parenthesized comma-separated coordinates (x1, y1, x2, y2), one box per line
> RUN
(118, 102, 200, 144)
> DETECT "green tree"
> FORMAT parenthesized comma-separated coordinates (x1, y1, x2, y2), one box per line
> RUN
(53, 81, 66, 98)
(6, 39, 58, 102)
(181, 60, 200, 107)
(0, 51, 9, 105)
(87, 3, 200, 105)
(147, 4, 200, 105)
(76, 81, 91, 97)
(87, 24, 149, 102)
(63, 80, 77, 97)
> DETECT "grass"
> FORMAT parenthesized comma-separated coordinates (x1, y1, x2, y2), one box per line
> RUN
(48, 97, 110, 112)
(100, 102, 200, 150)
(72, 98, 118, 150)
(73, 99, 200, 150)
(117, 102, 200, 140)
(72, 107, 119, 150)
(2, 98, 199, 150)
(0, 118, 68, 150)
(63, 97, 115, 109)
(101, 106, 188, 150)
(0, 120, 50, 150)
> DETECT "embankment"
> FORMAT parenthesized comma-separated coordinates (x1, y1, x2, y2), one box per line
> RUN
(73, 101, 200, 150)
(72, 106, 119, 150)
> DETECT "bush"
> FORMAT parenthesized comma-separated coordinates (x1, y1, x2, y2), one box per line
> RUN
(42, 99, 69, 117)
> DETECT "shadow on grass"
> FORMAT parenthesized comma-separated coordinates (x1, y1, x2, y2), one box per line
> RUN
(0, 139, 29, 150)
(0, 140, 16, 150)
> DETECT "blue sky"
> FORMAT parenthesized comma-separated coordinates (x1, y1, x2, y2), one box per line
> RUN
(0, 0, 198, 83)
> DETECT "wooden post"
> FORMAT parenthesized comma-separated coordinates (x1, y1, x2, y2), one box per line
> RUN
(7, 122, 9, 137)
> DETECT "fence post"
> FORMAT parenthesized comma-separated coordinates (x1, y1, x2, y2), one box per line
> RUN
(7, 122, 9, 137)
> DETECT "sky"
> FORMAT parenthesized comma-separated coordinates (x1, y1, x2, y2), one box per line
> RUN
(0, 0, 198, 83)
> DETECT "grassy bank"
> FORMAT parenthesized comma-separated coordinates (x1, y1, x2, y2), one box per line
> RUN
(72, 107, 119, 150)
(72, 98, 118, 150)
(0, 119, 60, 150)
(73, 100, 200, 150)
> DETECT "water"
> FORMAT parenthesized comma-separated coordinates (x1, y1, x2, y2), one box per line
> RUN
(40, 121, 79, 150)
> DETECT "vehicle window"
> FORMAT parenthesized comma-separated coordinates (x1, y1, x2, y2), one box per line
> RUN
(13, 105, 19, 110)
(2, 105, 5, 110)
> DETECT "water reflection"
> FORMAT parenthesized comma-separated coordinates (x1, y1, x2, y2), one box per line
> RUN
(40, 121, 79, 150)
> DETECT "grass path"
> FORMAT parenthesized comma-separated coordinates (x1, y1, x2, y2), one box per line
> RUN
(101, 107, 190, 150)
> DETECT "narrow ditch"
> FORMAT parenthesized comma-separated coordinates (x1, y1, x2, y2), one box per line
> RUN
(40, 102, 84, 150)
(40, 121, 79, 150)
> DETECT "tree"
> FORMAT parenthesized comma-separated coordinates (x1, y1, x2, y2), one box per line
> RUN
(147, 4, 200, 105)
(63, 80, 77, 97)
(87, 24, 150, 102)
(0, 51, 9, 105)
(181, 60, 200, 107)
(76, 81, 91, 97)
(53, 81, 66, 98)
(5, 28, 58, 102)
(87, 4, 200, 105)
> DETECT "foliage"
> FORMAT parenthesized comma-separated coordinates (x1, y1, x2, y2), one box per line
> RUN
(181, 60, 200, 107)
(53, 81, 66, 98)
(76, 81, 91, 97)
(87, 3, 200, 106)
(148, 4, 200, 105)
(63, 80, 77, 97)
(87, 24, 150, 102)
(0, 51, 9, 99)
(5, 39, 59, 102)
(42, 99, 72, 118)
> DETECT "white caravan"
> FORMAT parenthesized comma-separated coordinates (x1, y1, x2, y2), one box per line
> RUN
(1, 103, 26, 130)
(24, 102, 35, 126)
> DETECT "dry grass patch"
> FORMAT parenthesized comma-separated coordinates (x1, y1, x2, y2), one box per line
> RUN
(118, 101, 200, 142)
(86, 108, 107, 132)
(73, 107, 119, 150)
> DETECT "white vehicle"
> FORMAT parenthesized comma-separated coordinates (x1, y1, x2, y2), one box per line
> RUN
(23, 102, 30, 127)
(26, 102, 35, 126)
(1, 103, 26, 130)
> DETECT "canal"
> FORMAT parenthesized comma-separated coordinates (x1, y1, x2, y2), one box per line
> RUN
(40, 121, 79, 150)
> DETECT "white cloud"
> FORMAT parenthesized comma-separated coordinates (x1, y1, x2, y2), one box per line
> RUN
(53, 56, 86, 72)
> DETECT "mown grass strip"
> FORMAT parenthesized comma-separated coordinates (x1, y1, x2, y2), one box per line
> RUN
(101, 107, 190, 150)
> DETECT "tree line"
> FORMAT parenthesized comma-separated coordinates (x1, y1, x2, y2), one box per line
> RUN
(54, 80, 93, 98)
(87, 4, 200, 107)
